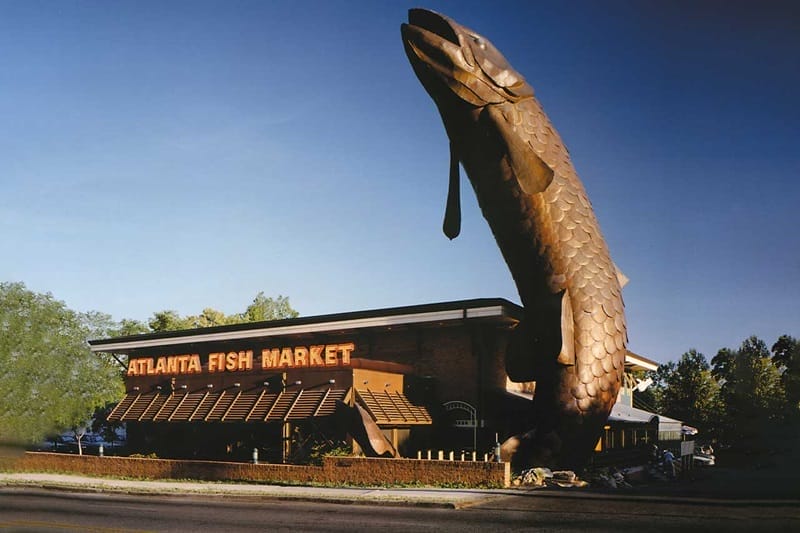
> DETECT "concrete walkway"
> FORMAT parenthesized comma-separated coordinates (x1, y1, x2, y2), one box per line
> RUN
(0, 473, 507, 509)
(4, 469, 797, 508)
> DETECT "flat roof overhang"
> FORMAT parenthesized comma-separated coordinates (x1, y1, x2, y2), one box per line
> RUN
(89, 298, 523, 354)
(624, 350, 659, 372)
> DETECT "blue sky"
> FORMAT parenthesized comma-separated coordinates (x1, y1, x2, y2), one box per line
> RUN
(1, 1, 798, 363)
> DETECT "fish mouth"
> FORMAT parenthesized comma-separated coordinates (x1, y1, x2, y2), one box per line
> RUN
(401, 9, 531, 107)
(400, 9, 464, 88)
(405, 8, 459, 46)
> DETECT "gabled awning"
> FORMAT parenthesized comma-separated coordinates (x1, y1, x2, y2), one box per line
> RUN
(108, 387, 433, 426)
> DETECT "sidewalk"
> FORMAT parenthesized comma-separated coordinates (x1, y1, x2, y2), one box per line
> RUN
(0, 473, 505, 509)
(3, 470, 797, 508)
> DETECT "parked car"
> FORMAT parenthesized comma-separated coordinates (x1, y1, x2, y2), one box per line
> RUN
(694, 445, 715, 466)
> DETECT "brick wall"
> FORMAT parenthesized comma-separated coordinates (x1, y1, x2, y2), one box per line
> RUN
(7, 452, 509, 488)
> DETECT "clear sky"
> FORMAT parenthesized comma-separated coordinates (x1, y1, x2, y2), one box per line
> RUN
(1, 1, 798, 364)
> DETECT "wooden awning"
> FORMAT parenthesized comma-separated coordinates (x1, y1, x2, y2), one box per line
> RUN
(108, 388, 432, 426)
(107, 388, 349, 423)
(355, 389, 432, 425)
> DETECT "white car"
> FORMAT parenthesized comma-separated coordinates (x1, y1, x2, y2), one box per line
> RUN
(693, 452, 715, 466)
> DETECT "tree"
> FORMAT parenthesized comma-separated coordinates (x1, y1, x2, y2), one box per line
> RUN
(194, 308, 230, 328)
(636, 362, 674, 414)
(145, 293, 299, 333)
(114, 318, 150, 337)
(772, 335, 800, 416)
(710, 347, 736, 384)
(148, 310, 193, 333)
(712, 336, 786, 450)
(0, 282, 123, 447)
(242, 293, 299, 322)
(660, 350, 721, 429)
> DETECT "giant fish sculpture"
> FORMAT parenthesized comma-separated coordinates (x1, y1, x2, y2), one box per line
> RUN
(402, 9, 627, 469)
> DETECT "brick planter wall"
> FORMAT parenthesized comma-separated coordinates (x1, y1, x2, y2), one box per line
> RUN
(7, 452, 509, 488)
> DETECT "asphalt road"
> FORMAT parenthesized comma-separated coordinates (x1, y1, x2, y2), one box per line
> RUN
(1, 488, 798, 532)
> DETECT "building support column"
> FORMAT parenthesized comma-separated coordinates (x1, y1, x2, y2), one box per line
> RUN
(282, 421, 291, 463)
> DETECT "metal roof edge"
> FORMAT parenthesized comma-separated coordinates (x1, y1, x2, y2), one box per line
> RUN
(90, 297, 523, 352)
(625, 350, 659, 372)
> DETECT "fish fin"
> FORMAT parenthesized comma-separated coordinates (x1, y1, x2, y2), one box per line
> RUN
(557, 290, 575, 366)
(506, 290, 572, 381)
(613, 262, 629, 288)
(506, 318, 537, 382)
(484, 104, 554, 195)
(334, 400, 397, 458)
(443, 143, 461, 239)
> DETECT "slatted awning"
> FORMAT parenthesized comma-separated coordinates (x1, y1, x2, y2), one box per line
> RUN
(355, 389, 432, 425)
(107, 388, 349, 423)
(108, 388, 433, 426)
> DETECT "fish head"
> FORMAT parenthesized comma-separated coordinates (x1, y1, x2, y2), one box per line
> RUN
(401, 8, 533, 109)
(402, 10, 548, 238)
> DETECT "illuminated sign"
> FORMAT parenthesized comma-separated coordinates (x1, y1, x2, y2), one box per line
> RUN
(127, 354, 202, 376)
(260, 343, 354, 370)
(126, 343, 355, 377)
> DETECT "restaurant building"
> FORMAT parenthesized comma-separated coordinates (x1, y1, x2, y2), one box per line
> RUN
(89, 298, 654, 463)
(89, 299, 527, 462)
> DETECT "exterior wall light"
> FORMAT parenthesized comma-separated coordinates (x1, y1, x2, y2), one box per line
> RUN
(328, 379, 336, 384)
(132, 386, 140, 391)
(156, 385, 162, 390)
(207, 384, 214, 389)
(293, 380, 302, 386)
(233, 383, 241, 388)
(180, 384, 187, 390)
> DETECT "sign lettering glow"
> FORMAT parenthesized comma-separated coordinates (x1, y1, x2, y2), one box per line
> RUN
(126, 343, 355, 377)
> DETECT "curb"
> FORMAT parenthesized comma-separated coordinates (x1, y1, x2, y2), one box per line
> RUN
(0, 475, 494, 509)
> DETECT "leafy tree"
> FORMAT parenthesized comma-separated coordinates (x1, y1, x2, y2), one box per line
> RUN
(772, 335, 800, 416)
(148, 310, 193, 333)
(114, 318, 150, 337)
(242, 293, 299, 322)
(712, 336, 786, 450)
(636, 362, 674, 414)
(710, 347, 736, 384)
(771, 335, 798, 369)
(193, 307, 230, 328)
(145, 293, 298, 333)
(657, 350, 722, 437)
(0, 282, 123, 447)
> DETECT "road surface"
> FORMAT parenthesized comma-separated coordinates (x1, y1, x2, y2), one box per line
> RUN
(1, 487, 798, 532)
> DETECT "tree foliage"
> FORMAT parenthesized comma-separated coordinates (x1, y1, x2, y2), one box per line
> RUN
(711, 336, 786, 450)
(658, 350, 721, 432)
(0, 282, 123, 444)
(0, 284, 299, 447)
(144, 293, 298, 333)
(646, 335, 796, 455)
(772, 335, 800, 415)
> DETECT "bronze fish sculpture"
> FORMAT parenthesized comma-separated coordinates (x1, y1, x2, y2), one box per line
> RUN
(402, 9, 627, 469)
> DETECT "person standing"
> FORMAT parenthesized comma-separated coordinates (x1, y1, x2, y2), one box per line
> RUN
(663, 449, 676, 479)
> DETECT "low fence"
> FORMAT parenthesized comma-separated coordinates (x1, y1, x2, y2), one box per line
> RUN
(5, 452, 510, 488)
